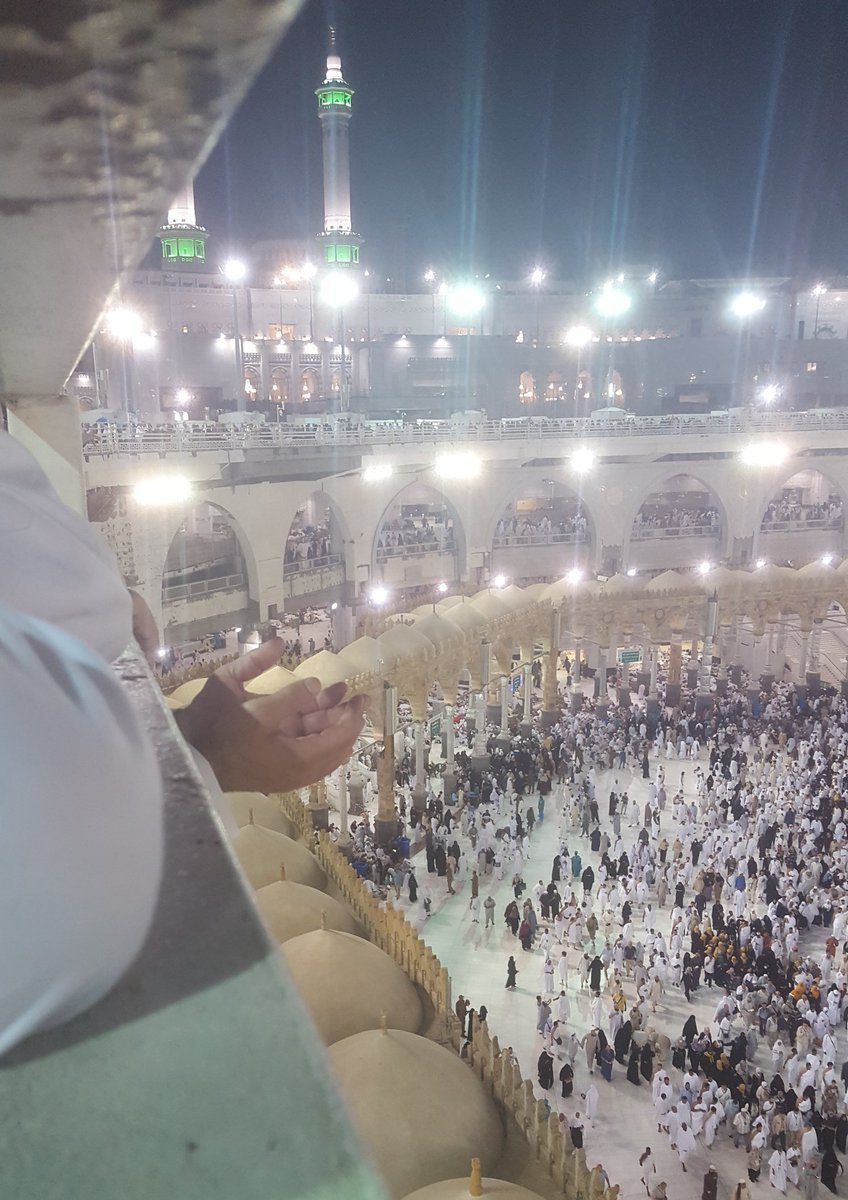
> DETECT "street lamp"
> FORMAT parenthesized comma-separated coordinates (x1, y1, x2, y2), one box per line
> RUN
(319, 273, 360, 412)
(529, 266, 546, 341)
(302, 260, 317, 339)
(812, 283, 827, 337)
(729, 292, 766, 319)
(222, 258, 248, 410)
(594, 287, 631, 319)
(563, 325, 594, 412)
(570, 446, 596, 475)
(424, 268, 436, 284)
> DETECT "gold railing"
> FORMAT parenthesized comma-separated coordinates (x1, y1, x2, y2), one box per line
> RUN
(274, 789, 618, 1200)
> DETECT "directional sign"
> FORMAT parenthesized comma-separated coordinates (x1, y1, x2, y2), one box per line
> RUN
(617, 648, 642, 666)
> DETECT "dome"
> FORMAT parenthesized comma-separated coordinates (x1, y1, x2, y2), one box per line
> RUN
(496, 584, 533, 611)
(600, 573, 640, 595)
(327, 1029, 504, 1199)
(799, 558, 836, 578)
(469, 591, 510, 620)
(255, 879, 363, 943)
(517, 582, 549, 601)
(282, 929, 423, 1044)
(335, 635, 387, 676)
(378, 623, 435, 662)
(402, 1176, 547, 1200)
(440, 602, 488, 635)
(436, 595, 464, 611)
(293, 650, 348, 687)
(644, 569, 687, 593)
(543, 576, 598, 604)
(244, 664, 297, 696)
(409, 612, 463, 648)
(167, 677, 208, 706)
(224, 791, 301, 839)
(232, 823, 326, 890)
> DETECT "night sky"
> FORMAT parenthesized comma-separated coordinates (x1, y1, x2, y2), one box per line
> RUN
(196, 0, 848, 286)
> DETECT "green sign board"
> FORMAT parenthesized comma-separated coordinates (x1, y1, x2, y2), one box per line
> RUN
(430, 718, 441, 738)
(617, 648, 642, 666)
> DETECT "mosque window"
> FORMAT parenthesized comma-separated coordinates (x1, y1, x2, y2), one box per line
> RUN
(352, 247, 360, 263)
(162, 238, 178, 259)
(336, 244, 352, 263)
(194, 240, 206, 260)
(325, 245, 336, 263)
(177, 237, 195, 257)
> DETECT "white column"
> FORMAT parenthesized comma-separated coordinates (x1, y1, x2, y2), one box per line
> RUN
(499, 675, 509, 730)
(700, 593, 717, 693)
(337, 765, 349, 839)
(473, 692, 488, 756)
(445, 703, 455, 770)
(809, 619, 823, 674)
(798, 630, 810, 681)
(414, 721, 425, 788)
(522, 662, 532, 722)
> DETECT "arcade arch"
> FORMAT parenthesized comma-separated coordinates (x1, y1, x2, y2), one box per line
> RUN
(373, 481, 464, 595)
(160, 501, 255, 644)
(281, 491, 350, 610)
(491, 478, 591, 583)
(758, 468, 845, 566)
(627, 473, 725, 572)
(518, 370, 536, 405)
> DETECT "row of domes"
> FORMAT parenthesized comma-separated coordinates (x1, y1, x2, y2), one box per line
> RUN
(220, 792, 544, 1198)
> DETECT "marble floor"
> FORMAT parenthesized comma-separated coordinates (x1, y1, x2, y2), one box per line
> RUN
(334, 684, 837, 1200)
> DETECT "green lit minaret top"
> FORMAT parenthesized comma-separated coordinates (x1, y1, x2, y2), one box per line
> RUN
(315, 27, 362, 267)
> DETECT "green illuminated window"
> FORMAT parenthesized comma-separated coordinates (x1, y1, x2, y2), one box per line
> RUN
(319, 90, 351, 107)
(325, 245, 336, 263)
(162, 238, 178, 259)
(336, 244, 351, 263)
(177, 237, 195, 257)
(194, 240, 206, 260)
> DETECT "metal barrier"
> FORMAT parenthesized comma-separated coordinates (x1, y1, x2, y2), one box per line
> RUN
(630, 524, 719, 541)
(162, 573, 246, 602)
(759, 517, 843, 533)
(492, 531, 588, 547)
(81, 405, 848, 457)
(376, 541, 456, 562)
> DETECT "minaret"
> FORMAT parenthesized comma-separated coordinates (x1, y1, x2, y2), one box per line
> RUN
(315, 28, 362, 268)
(157, 179, 208, 267)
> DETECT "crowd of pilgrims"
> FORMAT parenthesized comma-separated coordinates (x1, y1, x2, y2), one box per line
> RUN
(631, 505, 720, 534)
(284, 520, 334, 566)
(376, 513, 456, 559)
(494, 506, 589, 544)
(761, 496, 843, 528)
(341, 666, 848, 1196)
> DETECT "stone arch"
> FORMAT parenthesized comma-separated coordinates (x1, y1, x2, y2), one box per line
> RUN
(480, 471, 603, 558)
(160, 499, 261, 641)
(518, 370, 536, 405)
(623, 471, 729, 565)
(243, 365, 260, 403)
(756, 465, 846, 566)
(270, 366, 290, 405)
(371, 480, 467, 583)
(282, 489, 353, 583)
(487, 475, 594, 571)
(299, 368, 321, 405)
(544, 371, 565, 403)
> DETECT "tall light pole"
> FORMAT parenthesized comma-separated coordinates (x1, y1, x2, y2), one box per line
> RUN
(320, 271, 359, 413)
(223, 258, 247, 410)
(302, 260, 317, 340)
(563, 324, 594, 413)
(812, 283, 827, 338)
(105, 306, 143, 413)
(529, 266, 546, 343)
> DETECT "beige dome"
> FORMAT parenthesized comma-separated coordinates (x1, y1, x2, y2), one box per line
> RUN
(496, 584, 533, 611)
(335, 635, 387, 676)
(282, 929, 423, 1044)
(440, 603, 488, 635)
(167, 677, 209, 706)
(293, 649, 348, 687)
(378, 623, 435, 662)
(409, 612, 464, 648)
(402, 1177, 547, 1200)
(644, 569, 686, 593)
(469, 591, 510, 620)
(232, 823, 325, 890)
(799, 558, 835, 577)
(327, 1029, 504, 1199)
(255, 879, 363, 943)
(600, 572, 640, 595)
(517, 582, 549, 600)
(244, 664, 297, 696)
(225, 792, 301, 840)
(436, 595, 464, 611)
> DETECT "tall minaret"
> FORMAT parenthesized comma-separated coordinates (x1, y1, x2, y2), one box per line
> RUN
(315, 28, 362, 268)
(157, 179, 208, 268)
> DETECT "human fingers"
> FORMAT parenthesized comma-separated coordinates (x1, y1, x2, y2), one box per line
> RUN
(300, 693, 367, 735)
(246, 677, 324, 731)
(315, 680, 348, 709)
(217, 637, 283, 692)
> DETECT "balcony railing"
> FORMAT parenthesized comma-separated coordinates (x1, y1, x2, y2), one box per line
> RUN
(630, 524, 719, 541)
(759, 517, 843, 533)
(81, 405, 848, 457)
(492, 531, 588, 547)
(163, 573, 246, 602)
(283, 552, 343, 573)
(376, 541, 456, 563)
